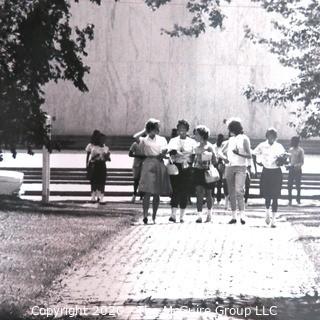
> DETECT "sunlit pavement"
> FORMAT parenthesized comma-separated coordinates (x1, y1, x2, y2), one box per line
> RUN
(39, 209, 319, 320)
(1, 150, 320, 172)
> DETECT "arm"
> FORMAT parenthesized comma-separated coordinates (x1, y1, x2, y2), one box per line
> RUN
(233, 137, 252, 159)
(295, 149, 304, 167)
(133, 129, 146, 140)
(86, 152, 90, 167)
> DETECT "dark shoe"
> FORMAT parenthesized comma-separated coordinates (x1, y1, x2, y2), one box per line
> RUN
(143, 217, 148, 225)
(297, 200, 301, 205)
(240, 219, 246, 225)
(180, 219, 184, 223)
(152, 213, 156, 224)
(196, 217, 202, 223)
(169, 216, 176, 223)
(228, 219, 237, 224)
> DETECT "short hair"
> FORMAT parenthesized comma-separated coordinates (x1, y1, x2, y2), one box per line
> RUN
(216, 133, 224, 147)
(195, 125, 210, 141)
(228, 120, 244, 135)
(145, 121, 159, 133)
(177, 119, 190, 131)
(266, 128, 278, 139)
(291, 136, 300, 148)
(90, 129, 101, 145)
(171, 128, 178, 138)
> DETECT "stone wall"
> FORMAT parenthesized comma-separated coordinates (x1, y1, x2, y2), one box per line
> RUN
(44, 0, 297, 139)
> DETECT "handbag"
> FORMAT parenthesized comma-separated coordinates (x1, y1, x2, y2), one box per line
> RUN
(205, 164, 220, 184)
(166, 159, 179, 175)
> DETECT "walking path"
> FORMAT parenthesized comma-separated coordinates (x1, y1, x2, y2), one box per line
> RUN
(39, 208, 319, 320)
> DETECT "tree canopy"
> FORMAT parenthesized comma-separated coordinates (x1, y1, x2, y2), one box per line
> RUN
(0, 0, 101, 159)
(147, 0, 320, 138)
(243, 0, 320, 138)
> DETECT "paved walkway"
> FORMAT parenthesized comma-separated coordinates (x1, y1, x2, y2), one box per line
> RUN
(37, 207, 320, 319)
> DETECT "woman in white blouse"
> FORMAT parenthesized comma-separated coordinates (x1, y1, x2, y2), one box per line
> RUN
(223, 119, 252, 225)
(253, 128, 286, 228)
(134, 119, 172, 224)
(167, 120, 197, 223)
(85, 130, 111, 203)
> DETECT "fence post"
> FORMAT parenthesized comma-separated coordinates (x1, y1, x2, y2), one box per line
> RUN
(42, 115, 51, 203)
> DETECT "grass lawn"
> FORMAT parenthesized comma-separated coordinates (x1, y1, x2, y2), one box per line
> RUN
(0, 197, 137, 318)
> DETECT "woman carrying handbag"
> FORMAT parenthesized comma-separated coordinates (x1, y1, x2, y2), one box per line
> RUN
(167, 120, 197, 223)
(192, 125, 217, 223)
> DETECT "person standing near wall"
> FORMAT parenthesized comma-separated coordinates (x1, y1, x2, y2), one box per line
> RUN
(224, 119, 252, 225)
(168, 120, 197, 223)
(192, 125, 217, 223)
(85, 130, 111, 203)
(129, 136, 146, 203)
(252, 128, 286, 228)
(212, 133, 229, 208)
(134, 119, 172, 224)
(287, 136, 304, 205)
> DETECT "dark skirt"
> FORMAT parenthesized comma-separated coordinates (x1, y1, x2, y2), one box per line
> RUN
(192, 168, 215, 190)
(260, 167, 282, 198)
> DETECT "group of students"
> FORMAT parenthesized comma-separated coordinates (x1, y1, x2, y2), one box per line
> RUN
(127, 118, 304, 227)
(84, 119, 304, 227)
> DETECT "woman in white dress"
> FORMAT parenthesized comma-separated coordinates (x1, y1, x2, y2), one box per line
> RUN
(134, 119, 172, 224)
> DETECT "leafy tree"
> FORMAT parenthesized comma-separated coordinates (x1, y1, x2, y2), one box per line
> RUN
(243, 0, 320, 138)
(145, 0, 231, 37)
(0, 0, 101, 159)
(147, 0, 320, 138)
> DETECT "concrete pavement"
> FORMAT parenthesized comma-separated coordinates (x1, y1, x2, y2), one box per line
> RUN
(37, 207, 319, 320)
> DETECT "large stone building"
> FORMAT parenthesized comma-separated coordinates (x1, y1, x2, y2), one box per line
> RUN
(44, 0, 297, 139)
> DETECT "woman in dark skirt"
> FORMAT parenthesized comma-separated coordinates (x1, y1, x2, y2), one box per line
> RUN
(85, 130, 111, 203)
(253, 128, 286, 227)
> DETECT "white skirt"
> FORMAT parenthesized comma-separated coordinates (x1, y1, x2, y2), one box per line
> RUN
(139, 158, 172, 195)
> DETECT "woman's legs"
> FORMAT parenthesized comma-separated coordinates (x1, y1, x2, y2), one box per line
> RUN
(152, 195, 160, 222)
(196, 185, 204, 222)
(225, 166, 237, 221)
(169, 174, 179, 222)
(234, 168, 247, 222)
(205, 188, 213, 222)
(143, 193, 151, 223)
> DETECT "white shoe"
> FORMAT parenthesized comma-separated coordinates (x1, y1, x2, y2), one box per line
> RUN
(265, 216, 271, 225)
(205, 210, 212, 223)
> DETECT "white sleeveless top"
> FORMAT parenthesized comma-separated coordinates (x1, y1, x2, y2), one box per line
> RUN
(227, 134, 250, 166)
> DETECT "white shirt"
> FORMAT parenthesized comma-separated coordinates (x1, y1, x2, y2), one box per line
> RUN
(85, 143, 110, 161)
(168, 136, 197, 163)
(213, 141, 227, 160)
(253, 140, 285, 169)
(226, 134, 250, 166)
(139, 135, 167, 156)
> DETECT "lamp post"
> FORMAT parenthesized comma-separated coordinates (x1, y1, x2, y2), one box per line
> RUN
(42, 115, 51, 203)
